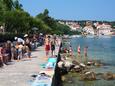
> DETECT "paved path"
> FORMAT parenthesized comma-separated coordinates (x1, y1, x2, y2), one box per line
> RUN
(0, 46, 59, 86)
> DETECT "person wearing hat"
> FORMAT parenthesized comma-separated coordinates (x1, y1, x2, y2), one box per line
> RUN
(14, 37, 24, 45)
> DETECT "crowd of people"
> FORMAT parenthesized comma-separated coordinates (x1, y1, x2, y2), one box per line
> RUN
(62, 44, 88, 63)
(44, 35, 58, 57)
(0, 33, 60, 68)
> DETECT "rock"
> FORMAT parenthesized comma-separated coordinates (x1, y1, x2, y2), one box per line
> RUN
(87, 60, 104, 67)
(96, 73, 103, 76)
(80, 71, 96, 81)
(58, 61, 64, 68)
(72, 63, 87, 73)
(60, 54, 66, 61)
(113, 74, 115, 79)
(103, 72, 114, 80)
(79, 63, 86, 70)
(74, 65, 82, 72)
(64, 61, 72, 68)
(80, 63, 86, 68)
(93, 60, 103, 67)
(61, 76, 66, 81)
(69, 65, 75, 71)
(81, 70, 89, 74)
(60, 66, 68, 75)
(72, 60, 79, 65)
(87, 61, 94, 66)
(96, 73, 103, 80)
(94, 62, 103, 67)
(74, 65, 80, 69)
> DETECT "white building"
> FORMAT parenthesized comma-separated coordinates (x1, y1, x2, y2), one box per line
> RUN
(97, 23, 112, 35)
(83, 26, 94, 35)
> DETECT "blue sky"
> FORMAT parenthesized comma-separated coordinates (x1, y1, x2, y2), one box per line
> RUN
(19, 0, 115, 21)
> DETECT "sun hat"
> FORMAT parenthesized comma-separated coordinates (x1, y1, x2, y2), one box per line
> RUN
(14, 37, 18, 40)
(24, 34, 28, 37)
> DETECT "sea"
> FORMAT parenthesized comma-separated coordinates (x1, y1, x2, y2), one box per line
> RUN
(71, 36, 115, 66)
(63, 35, 115, 86)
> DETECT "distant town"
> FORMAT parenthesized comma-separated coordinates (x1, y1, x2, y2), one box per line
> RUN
(57, 20, 115, 36)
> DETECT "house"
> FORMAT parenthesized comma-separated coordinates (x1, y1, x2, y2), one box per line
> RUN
(83, 26, 94, 35)
(97, 23, 112, 35)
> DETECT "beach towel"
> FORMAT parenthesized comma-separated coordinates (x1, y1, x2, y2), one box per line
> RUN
(31, 73, 52, 86)
(48, 58, 57, 63)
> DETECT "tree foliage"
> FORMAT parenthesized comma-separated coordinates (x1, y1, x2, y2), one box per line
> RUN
(2, 10, 32, 33)
(0, 0, 75, 36)
(36, 9, 72, 34)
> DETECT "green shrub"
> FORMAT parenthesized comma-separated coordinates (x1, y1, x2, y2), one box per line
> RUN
(0, 33, 24, 42)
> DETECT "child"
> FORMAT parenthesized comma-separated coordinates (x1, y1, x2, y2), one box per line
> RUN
(17, 43, 23, 61)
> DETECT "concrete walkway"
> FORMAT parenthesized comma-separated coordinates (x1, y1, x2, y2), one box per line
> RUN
(0, 46, 59, 86)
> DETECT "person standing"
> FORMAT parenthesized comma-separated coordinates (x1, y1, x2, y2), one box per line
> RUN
(77, 44, 81, 62)
(51, 40, 55, 56)
(24, 34, 31, 58)
(23, 44, 31, 59)
(77, 45, 81, 57)
(14, 37, 25, 45)
(2, 43, 9, 65)
(84, 46, 88, 63)
(17, 43, 23, 61)
(45, 35, 50, 57)
(6, 41, 12, 62)
(69, 45, 73, 57)
(0, 44, 4, 67)
(39, 33, 44, 46)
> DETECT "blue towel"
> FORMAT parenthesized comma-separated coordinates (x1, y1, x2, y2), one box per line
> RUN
(48, 58, 57, 63)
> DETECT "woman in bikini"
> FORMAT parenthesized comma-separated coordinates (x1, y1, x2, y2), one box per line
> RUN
(45, 35, 50, 57)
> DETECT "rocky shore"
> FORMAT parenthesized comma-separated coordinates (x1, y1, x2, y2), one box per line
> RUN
(59, 40, 115, 86)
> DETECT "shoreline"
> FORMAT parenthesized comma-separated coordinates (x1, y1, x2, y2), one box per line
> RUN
(60, 37, 115, 86)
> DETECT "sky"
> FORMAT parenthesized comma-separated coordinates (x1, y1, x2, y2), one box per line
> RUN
(19, 0, 115, 21)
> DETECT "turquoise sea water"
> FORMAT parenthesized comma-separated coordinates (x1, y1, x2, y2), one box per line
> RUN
(70, 36, 115, 66)
(63, 36, 115, 86)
